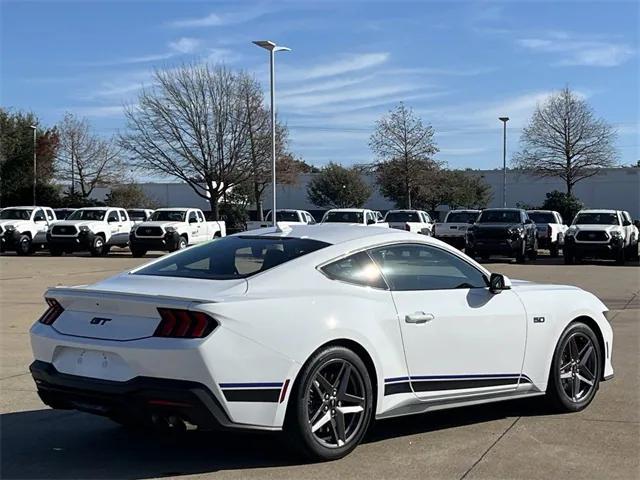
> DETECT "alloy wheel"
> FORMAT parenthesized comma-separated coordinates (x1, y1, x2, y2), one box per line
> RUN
(559, 332, 598, 402)
(305, 359, 366, 448)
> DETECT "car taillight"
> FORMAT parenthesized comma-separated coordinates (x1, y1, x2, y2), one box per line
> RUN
(39, 298, 64, 325)
(154, 308, 217, 338)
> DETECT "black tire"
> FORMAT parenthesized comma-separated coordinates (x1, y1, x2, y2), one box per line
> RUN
(550, 244, 559, 257)
(546, 322, 601, 412)
(15, 234, 33, 256)
(528, 238, 538, 261)
(563, 248, 574, 264)
(515, 240, 526, 264)
(130, 247, 147, 258)
(89, 235, 106, 257)
(466, 248, 476, 259)
(177, 236, 188, 251)
(615, 247, 625, 265)
(285, 346, 374, 461)
(49, 246, 64, 256)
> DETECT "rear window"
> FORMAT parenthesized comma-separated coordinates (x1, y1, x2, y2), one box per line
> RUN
(323, 211, 363, 223)
(385, 211, 420, 222)
(445, 211, 478, 223)
(528, 212, 556, 224)
(134, 236, 330, 280)
(266, 211, 299, 222)
(478, 210, 521, 223)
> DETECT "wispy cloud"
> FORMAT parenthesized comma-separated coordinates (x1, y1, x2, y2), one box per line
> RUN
(281, 52, 390, 82)
(168, 5, 271, 28)
(517, 32, 635, 67)
(80, 37, 201, 67)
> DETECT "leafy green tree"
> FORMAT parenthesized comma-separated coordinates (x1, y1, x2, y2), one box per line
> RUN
(540, 190, 584, 224)
(307, 162, 371, 208)
(0, 109, 59, 206)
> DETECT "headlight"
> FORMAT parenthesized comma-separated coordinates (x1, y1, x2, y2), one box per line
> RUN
(165, 226, 176, 233)
(79, 226, 90, 232)
(566, 227, 576, 237)
(4, 225, 15, 231)
(610, 231, 622, 239)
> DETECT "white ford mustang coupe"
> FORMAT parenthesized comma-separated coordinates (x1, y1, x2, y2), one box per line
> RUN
(30, 225, 613, 460)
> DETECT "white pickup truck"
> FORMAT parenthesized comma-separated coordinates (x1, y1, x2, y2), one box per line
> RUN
(246, 209, 316, 231)
(527, 210, 568, 257)
(129, 207, 226, 257)
(0, 206, 58, 255)
(320, 208, 389, 227)
(433, 209, 480, 249)
(564, 209, 639, 265)
(384, 209, 434, 235)
(47, 207, 133, 256)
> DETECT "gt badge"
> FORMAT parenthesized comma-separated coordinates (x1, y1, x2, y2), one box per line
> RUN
(533, 316, 545, 323)
(90, 317, 111, 326)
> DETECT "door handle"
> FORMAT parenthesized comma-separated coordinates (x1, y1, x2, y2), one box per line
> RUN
(405, 312, 434, 324)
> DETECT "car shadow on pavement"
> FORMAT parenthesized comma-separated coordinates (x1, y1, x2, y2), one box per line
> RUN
(1, 398, 557, 479)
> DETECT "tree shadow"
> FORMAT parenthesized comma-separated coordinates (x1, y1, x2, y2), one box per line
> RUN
(1, 397, 557, 479)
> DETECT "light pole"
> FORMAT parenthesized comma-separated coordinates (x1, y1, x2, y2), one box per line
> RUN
(498, 117, 509, 207)
(253, 40, 290, 226)
(30, 125, 37, 205)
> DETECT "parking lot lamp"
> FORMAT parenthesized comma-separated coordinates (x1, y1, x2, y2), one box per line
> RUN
(498, 117, 509, 207)
(30, 125, 37, 205)
(253, 40, 290, 226)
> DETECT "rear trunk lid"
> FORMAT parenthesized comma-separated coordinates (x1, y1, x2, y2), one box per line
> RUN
(46, 274, 247, 341)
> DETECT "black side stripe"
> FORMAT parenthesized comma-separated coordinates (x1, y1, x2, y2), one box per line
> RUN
(384, 374, 533, 396)
(222, 388, 281, 402)
(384, 382, 412, 396)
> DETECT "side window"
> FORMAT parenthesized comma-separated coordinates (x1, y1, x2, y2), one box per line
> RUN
(423, 212, 431, 223)
(33, 209, 46, 222)
(197, 211, 205, 222)
(188, 211, 197, 223)
(119, 210, 128, 222)
(556, 213, 564, 225)
(107, 211, 119, 223)
(369, 244, 487, 291)
(45, 209, 55, 221)
(320, 251, 387, 289)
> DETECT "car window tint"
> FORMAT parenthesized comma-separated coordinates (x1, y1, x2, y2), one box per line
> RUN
(197, 211, 205, 222)
(107, 211, 119, 222)
(369, 244, 487, 291)
(321, 251, 387, 289)
(188, 211, 197, 222)
(33, 209, 46, 221)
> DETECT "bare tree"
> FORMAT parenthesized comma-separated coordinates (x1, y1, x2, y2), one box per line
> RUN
(513, 87, 618, 195)
(56, 113, 123, 198)
(369, 103, 440, 208)
(120, 64, 255, 218)
(240, 76, 300, 220)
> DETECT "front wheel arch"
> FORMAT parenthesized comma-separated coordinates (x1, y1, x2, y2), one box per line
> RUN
(286, 339, 379, 420)
(569, 316, 606, 381)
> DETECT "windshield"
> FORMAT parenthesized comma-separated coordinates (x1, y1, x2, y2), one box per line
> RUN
(385, 211, 420, 222)
(150, 210, 186, 222)
(134, 236, 330, 280)
(0, 209, 32, 220)
(266, 211, 300, 222)
(128, 210, 148, 220)
(573, 213, 619, 225)
(528, 212, 556, 224)
(445, 211, 478, 223)
(67, 210, 106, 221)
(323, 211, 364, 223)
(478, 210, 522, 223)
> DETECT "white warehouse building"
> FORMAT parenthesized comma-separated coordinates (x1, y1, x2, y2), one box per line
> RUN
(93, 167, 640, 219)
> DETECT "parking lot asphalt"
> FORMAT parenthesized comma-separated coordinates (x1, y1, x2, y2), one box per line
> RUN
(1, 251, 638, 479)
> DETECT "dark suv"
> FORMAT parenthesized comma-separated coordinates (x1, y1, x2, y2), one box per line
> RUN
(466, 208, 538, 263)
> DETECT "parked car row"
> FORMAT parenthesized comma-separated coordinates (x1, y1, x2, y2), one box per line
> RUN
(1, 205, 637, 264)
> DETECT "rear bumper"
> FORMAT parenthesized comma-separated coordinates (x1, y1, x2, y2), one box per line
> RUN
(130, 231, 180, 251)
(30, 360, 239, 430)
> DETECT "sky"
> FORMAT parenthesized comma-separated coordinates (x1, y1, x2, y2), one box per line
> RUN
(2, 0, 639, 174)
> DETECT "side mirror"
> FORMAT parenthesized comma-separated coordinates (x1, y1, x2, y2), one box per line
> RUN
(622, 220, 631, 227)
(366, 218, 375, 225)
(489, 273, 510, 294)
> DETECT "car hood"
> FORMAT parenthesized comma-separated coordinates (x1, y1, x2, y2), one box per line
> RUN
(0, 219, 30, 228)
(510, 279, 579, 292)
(136, 221, 179, 228)
(570, 224, 621, 232)
(473, 223, 521, 230)
(53, 220, 104, 229)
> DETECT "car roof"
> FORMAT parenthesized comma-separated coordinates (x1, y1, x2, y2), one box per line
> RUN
(77, 207, 112, 211)
(482, 208, 523, 211)
(325, 208, 368, 213)
(238, 224, 407, 245)
(387, 209, 424, 213)
(2, 206, 40, 210)
(155, 207, 191, 212)
(527, 210, 556, 213)
(578, 209, 619, 214)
